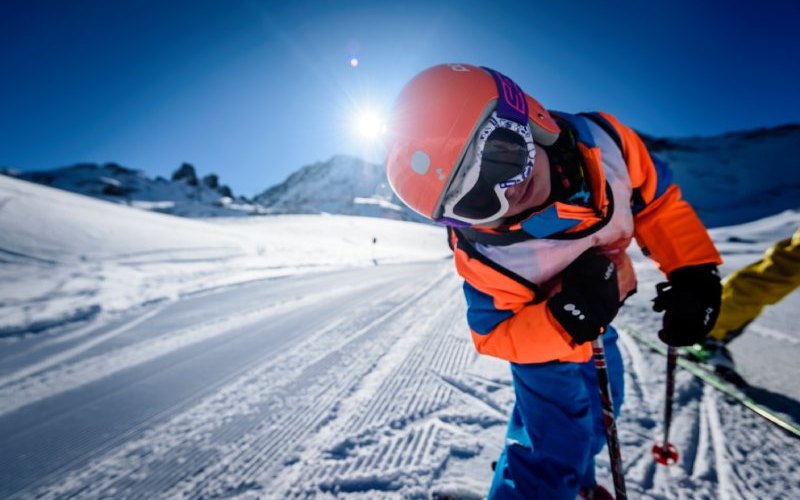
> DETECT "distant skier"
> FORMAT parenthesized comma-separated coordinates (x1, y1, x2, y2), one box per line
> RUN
(384, 64, 723, 499)
(689, 228, 800, 383)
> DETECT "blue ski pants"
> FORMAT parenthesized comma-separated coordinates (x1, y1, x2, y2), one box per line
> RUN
(488, 326, 624, 499)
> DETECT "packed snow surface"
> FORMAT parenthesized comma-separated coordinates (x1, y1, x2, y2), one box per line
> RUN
(0, 175, 446, 337)
(1, 175, 798, 499)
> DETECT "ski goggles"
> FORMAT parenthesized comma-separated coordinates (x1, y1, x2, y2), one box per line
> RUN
(435, 111, 536, 226)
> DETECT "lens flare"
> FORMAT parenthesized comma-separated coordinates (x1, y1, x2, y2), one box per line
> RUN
(350, 58, 359, 68)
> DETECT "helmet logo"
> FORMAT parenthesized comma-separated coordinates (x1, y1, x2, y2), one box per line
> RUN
(497, 75, 526, 116)
(448, 64, 470, 72)
(410, 150, 430, 175)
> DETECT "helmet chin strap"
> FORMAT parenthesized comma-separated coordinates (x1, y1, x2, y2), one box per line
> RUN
(543, 118, 591, 206)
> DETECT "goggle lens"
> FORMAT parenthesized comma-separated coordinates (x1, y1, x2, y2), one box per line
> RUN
(447, 126, 531, 222)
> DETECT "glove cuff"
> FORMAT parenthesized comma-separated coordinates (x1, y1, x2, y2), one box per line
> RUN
(668, 263, 720, 284)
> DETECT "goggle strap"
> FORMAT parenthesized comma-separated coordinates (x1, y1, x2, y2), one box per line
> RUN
(436, 216, 472, 227)
(481, 67, 529, 125)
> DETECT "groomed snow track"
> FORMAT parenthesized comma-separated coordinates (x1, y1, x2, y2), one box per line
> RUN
(1, 259, 798, 499)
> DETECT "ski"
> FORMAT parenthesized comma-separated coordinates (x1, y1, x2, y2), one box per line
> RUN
(682, 344, 748, 388)
(622, 327, 800, 440)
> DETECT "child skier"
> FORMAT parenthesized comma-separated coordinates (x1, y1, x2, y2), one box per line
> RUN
(384, 64, 723, 499)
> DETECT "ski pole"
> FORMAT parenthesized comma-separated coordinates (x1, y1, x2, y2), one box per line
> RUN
(652, 345, 680, 465)
(592, 338, 627, 500)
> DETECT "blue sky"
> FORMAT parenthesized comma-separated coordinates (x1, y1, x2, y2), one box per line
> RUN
(2, 0, 799, 196)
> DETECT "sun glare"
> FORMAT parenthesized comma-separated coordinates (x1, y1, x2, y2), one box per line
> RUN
(355, 109, 386, 140)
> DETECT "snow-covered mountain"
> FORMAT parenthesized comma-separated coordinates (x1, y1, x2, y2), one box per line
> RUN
(3, 123, 798, 226)
(255, 125, 800, 227)
(641, 123, 800, 227)
(254, 154, 426, 222)
(0, 162, 258, 217)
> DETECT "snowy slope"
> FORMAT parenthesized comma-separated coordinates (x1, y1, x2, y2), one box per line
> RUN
(609, 210, 800, 499)
(0, 175, 449, 336)
(1, 168, 798, 498)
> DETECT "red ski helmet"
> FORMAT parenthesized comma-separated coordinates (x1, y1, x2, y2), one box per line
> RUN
(385, 64, 560, 225)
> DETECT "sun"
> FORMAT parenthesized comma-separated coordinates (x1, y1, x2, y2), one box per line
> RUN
(354, 109, 386, 141)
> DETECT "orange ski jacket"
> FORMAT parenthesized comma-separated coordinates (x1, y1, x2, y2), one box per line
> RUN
(449, 111, 721, 364)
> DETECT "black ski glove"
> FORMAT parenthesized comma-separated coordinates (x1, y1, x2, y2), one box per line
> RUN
(652, 264, 722, 347)
(548, 250, 620, 345)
